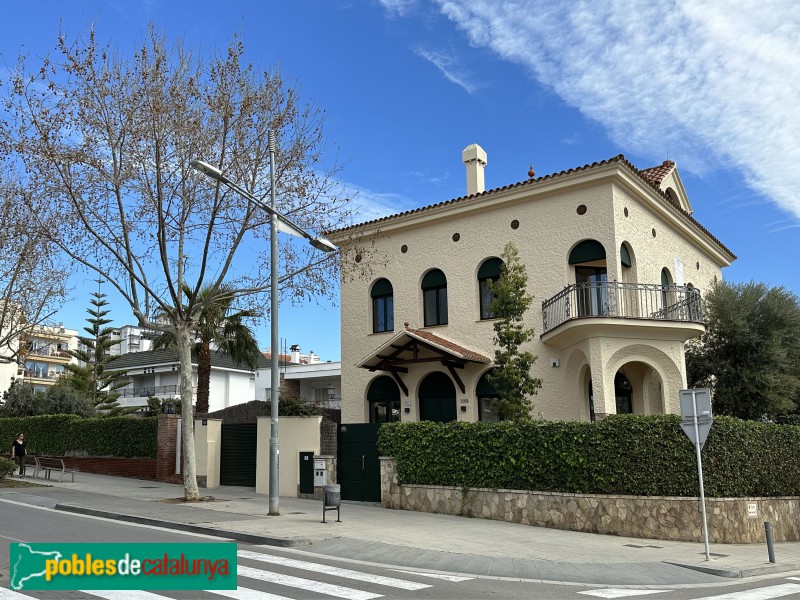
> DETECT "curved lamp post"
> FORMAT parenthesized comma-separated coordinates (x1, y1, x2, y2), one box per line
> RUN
(191, 134, 335, 515)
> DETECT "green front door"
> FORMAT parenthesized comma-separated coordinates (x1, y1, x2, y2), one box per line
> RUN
(419, 372, 457, 422)
(337, 423, 381, 502)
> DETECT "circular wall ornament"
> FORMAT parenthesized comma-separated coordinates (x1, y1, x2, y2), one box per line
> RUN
(452, 233, 460, 242)
(624, 207, 629, 217)
(511, 219, 520, 229)
(577, 205, 587, 215)
(401, 245, 408, 254)
(355, 254, 362, 263)
(651, 228, 657, 238)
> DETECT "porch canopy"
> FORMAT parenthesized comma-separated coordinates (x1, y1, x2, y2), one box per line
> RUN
(356, 326, 490, 396)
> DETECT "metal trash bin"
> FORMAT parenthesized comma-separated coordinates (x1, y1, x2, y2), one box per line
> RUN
(322, 484, 341, 523)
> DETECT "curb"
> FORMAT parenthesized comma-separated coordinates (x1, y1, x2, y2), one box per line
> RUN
(666, 560, 800, 579)
(54, 504, 316, 548)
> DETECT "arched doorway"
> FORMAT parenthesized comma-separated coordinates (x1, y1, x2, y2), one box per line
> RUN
(419, 372, 457, 422)
(570, 240, 608, 316)
(615, 371, 633, 414)
(367, 376, 400, 423)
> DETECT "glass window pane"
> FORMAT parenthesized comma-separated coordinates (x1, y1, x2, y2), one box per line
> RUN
(424, 289, 437, 326)
(385, 296, 394, 330)
(438, 288, 448, 325)
(480, 279, 495, 319)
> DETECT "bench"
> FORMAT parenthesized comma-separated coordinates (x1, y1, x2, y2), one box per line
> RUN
(34, 457, 76, 483)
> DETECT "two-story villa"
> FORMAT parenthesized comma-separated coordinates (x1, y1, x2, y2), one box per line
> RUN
(329, 145, 735, 424)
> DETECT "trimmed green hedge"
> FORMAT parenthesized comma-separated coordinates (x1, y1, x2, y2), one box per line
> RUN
(0, 415, 157, 458)
(377, 415, 800, 497)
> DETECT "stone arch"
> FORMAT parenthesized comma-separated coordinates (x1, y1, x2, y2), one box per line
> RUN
(605, 344, 683, 414)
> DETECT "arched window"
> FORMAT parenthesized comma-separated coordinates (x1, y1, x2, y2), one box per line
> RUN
(422, 269, 448, 326)
(476, 370, 501, 422)
(371, 278, 394, 333)
(477, 258, 503, 320)
(620, 243, 632, 268)
(367, 376, 400, 423)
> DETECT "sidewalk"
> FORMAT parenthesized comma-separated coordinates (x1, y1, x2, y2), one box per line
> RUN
(2, 472, 800, 586)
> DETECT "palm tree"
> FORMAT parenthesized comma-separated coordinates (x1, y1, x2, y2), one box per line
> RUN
(155, 285, 261, 414)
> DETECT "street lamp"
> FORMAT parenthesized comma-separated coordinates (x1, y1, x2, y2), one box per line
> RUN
(191, 133, 336, 516)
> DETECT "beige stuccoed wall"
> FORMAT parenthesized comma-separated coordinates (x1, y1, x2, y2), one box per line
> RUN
(381, 458, 800, 543)
(194, 419, 222, 488)
(338, 163, 730, 424)
(255, 416, 322, 497)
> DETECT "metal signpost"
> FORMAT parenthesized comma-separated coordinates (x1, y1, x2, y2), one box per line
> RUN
(679, 388, 713, 561)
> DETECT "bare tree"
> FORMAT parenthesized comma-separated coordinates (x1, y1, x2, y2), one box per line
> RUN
(0, 27, 354, 499)
(0, 165, 70, 372)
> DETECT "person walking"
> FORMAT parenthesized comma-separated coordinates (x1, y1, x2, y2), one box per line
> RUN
(11, 433, 26, 477)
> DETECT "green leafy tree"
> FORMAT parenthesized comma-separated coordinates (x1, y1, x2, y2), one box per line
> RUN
(0, 378, 94, 417)
(686, 281, 800, 419)
(45, 380, 95, 417)
(486, 243, 542, 420)
(2, 29, 352, 499)
(65, 285, 130, 415)
(154, 284, 261, 414)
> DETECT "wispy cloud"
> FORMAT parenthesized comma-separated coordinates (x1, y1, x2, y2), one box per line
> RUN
(339, 181, 418, 224)
(378, 0, 418, 18)
(413, 46, 480, 94)
(428, 0, 800, 220)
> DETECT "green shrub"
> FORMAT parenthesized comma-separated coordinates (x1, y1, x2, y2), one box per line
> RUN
(378, 414, 800, 497)
(0, 415, 157, 458)
(0, 457, 16, 480)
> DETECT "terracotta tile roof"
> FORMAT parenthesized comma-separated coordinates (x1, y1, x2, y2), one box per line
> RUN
(356, 326, 490, 369)
(329, 155, 735, 260)
(404, 327, 491, 363)
(639, 160, 675, 186)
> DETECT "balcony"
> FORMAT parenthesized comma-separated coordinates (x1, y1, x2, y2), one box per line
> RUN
(541, 282, 705, 348)
(118, 385, 179, 398)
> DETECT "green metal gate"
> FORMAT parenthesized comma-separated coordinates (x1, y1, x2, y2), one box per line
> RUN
(337, 423, 381, 502)
(220, 423, 257, 487)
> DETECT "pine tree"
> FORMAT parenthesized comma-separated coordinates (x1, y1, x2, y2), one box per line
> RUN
(65, 284, 130, 415)
(486, 243, 542, 420)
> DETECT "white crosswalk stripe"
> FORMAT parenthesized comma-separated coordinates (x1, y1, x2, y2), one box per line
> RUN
(391, 569, 475, 582)
(237, 564, 382, 600)
(579, 590, 669, 598)
(691, 583, 800, 599)
(209, 588, 293, 600)
(238, 549, 431, 591)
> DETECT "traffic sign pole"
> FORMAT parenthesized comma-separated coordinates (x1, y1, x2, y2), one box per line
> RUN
(691, 389, 711, 561)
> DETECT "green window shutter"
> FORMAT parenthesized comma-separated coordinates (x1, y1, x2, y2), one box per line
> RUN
(569, 240, 606, 265)
(661, 268, 670, 287)
(371, 278, 393, 298)
(478, 257, 503, 279)
(620, 244, 632, 268)
(422, 269, 446, 289)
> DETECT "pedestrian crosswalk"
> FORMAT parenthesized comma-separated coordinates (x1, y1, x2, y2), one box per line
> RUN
(0, 546, 472, 600)
(579, 579, 800, 599)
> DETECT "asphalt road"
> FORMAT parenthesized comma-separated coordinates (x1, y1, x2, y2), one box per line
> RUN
(2, 499, 800, 600)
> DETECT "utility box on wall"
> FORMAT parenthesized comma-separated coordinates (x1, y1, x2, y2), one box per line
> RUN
(314, 458, 327, 487)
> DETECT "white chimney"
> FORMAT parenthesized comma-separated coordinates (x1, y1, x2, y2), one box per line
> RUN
(462, 143, 487, 196)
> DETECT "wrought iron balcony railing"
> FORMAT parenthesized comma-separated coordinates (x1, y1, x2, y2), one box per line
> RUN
(541, 282, 703, 334)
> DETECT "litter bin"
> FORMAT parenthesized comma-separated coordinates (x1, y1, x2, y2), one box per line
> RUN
(322, 484, 341, 523)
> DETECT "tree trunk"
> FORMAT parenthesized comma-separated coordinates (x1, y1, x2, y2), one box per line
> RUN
(196, 342, 211, 414)
(176, 326, 200, 500)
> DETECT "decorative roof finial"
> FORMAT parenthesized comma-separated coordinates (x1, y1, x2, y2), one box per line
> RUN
(404, 322, 409, 329)
(528, 164, 535, 179)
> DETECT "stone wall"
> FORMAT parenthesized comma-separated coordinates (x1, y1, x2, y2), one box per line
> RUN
(381, 457, 800, 543)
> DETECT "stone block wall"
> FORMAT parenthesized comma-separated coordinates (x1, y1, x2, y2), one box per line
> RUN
(380, 457, 800, 543)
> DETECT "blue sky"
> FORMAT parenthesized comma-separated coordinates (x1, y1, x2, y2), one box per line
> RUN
(2, 1, 798, 362)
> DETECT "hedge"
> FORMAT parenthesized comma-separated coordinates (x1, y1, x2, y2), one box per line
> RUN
(377, 414, 800, 497)
(0, 415, 157, 458)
